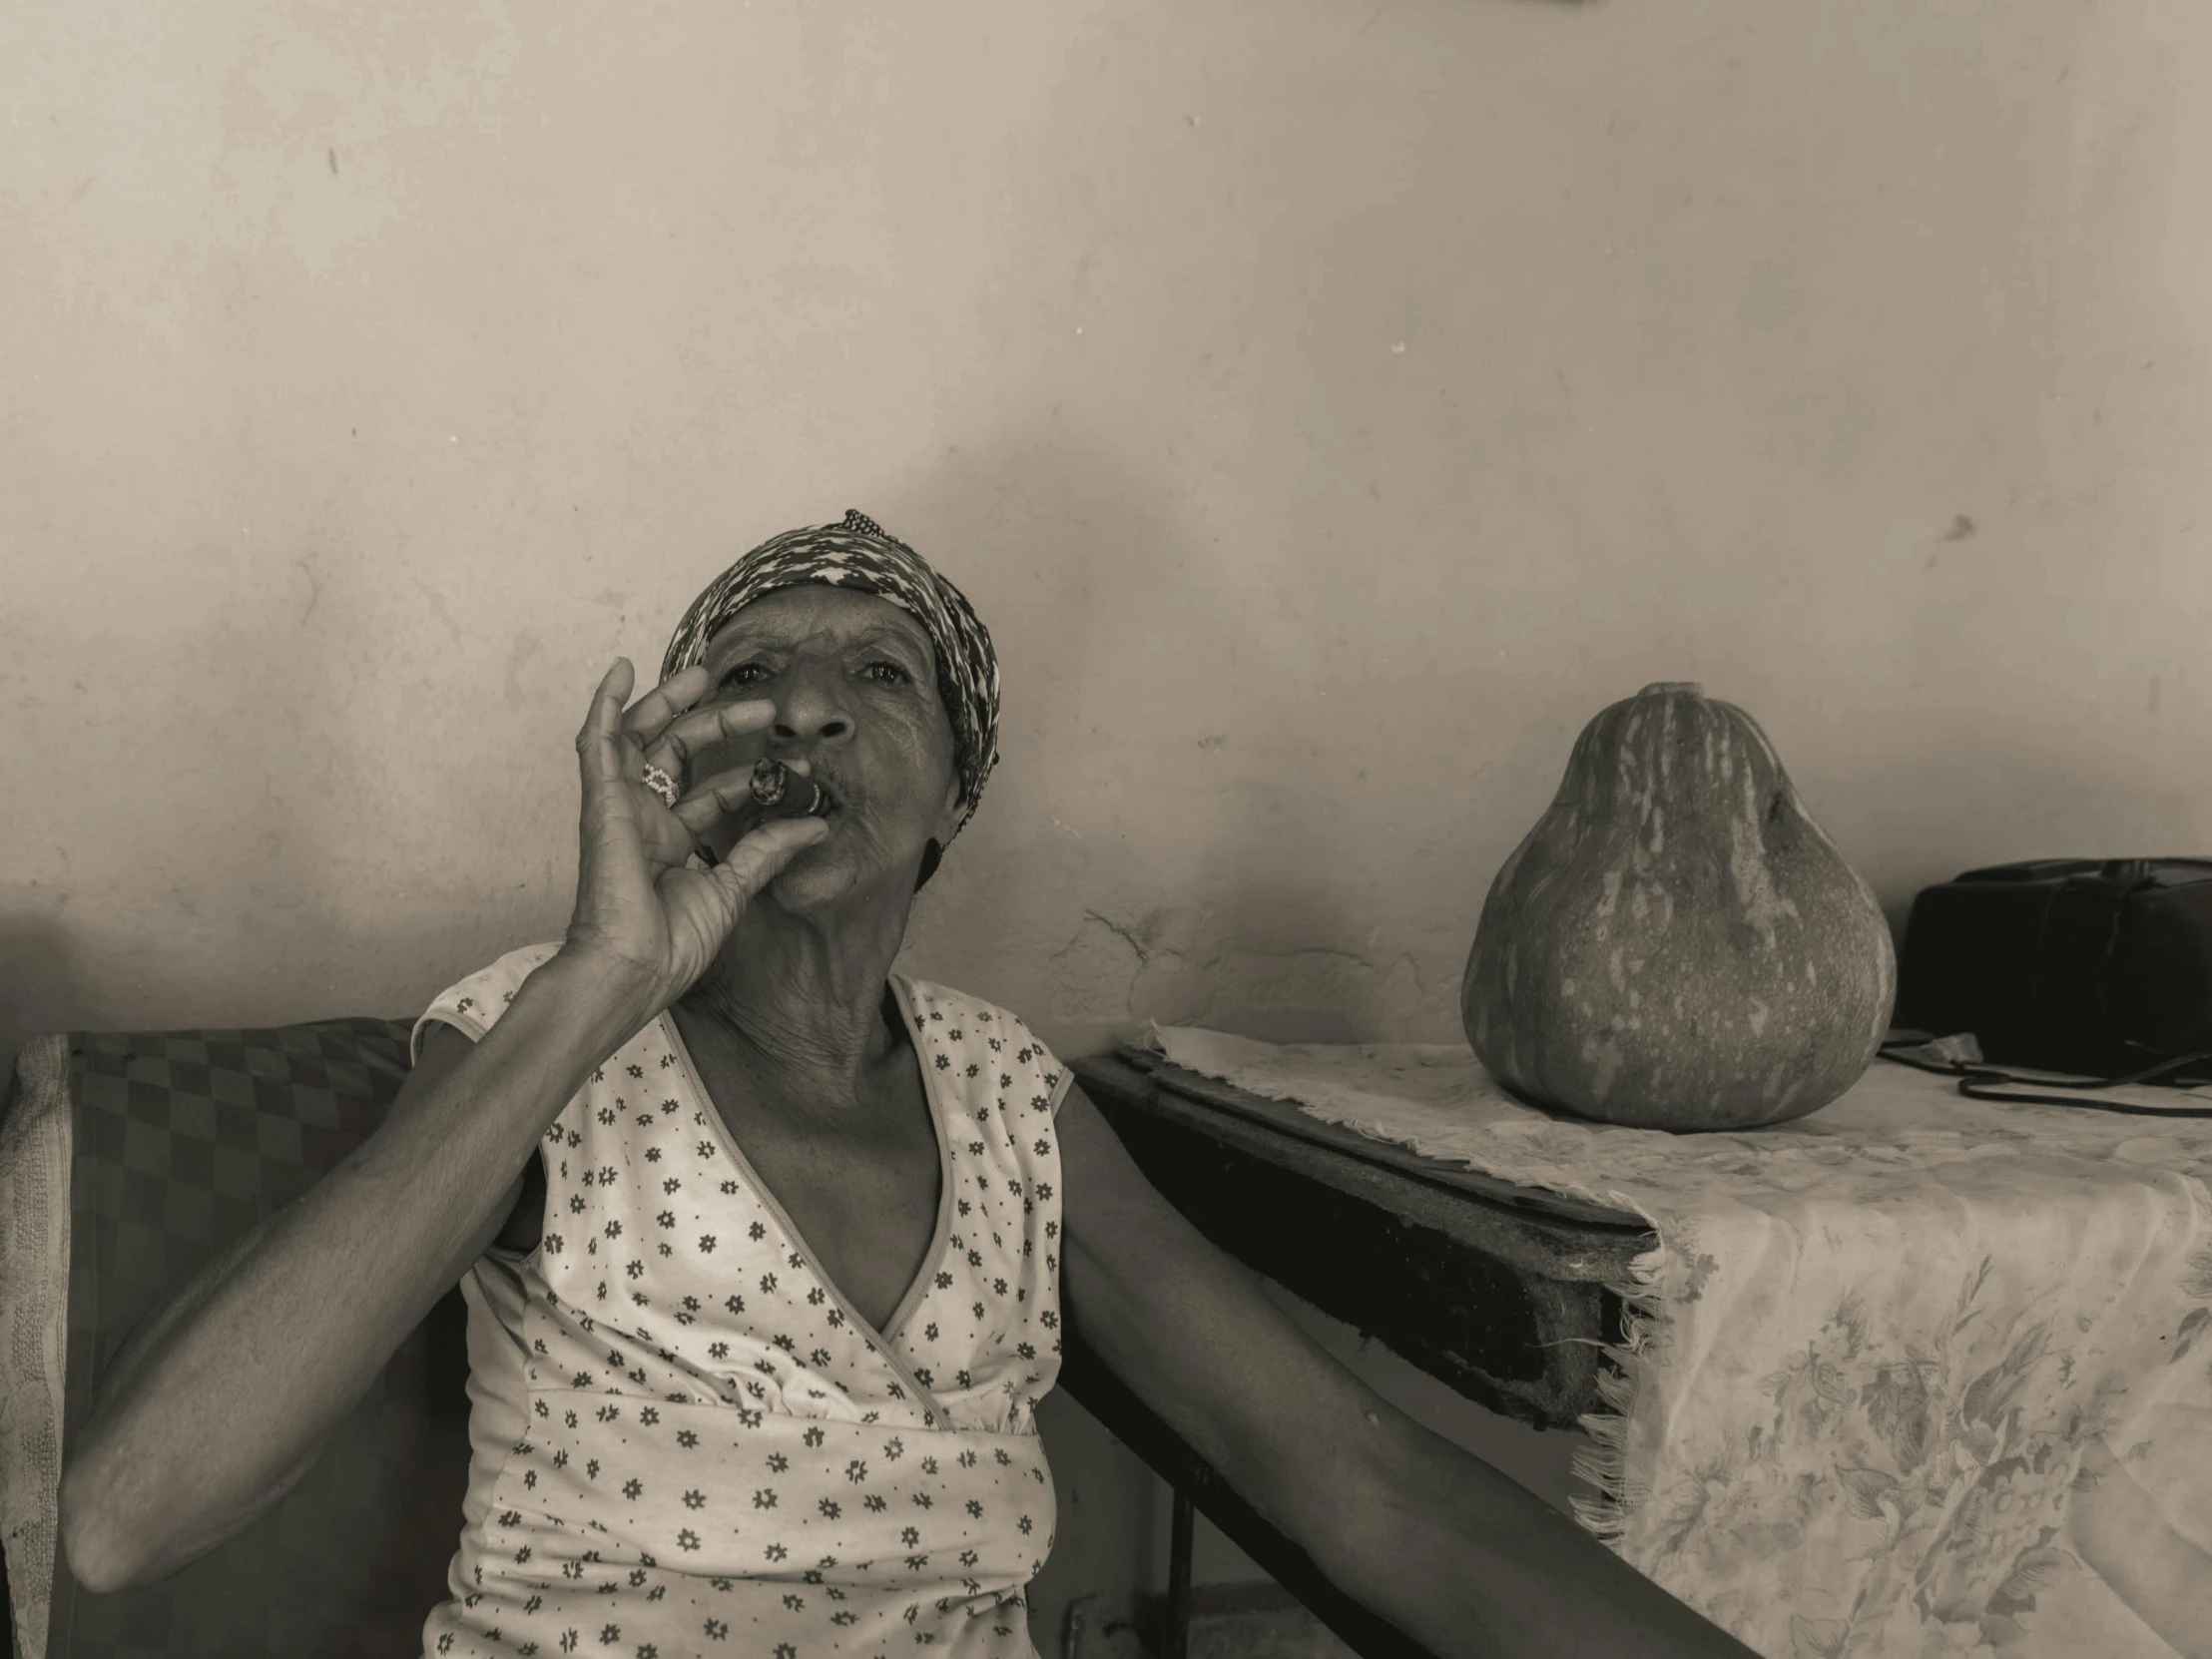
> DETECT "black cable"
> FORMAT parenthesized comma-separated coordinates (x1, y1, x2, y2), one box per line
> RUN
(1877, 1041, 2212, 1118)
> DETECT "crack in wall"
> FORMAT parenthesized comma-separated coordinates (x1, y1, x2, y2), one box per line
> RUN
(1081, 908, 1155, 965)
(1046, 908, 1446, 1040)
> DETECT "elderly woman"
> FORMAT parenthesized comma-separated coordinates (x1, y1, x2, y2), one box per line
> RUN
(61, 513, 1752, 1659)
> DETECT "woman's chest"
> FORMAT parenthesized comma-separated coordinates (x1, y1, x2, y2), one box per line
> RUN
(530, 1000, 1064, 1428)
(660, 1010, 941, 1329)
(719, 1109, 944, 1335)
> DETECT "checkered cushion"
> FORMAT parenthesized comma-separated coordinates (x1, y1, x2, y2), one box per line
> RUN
(38, 1018, 471, 1659)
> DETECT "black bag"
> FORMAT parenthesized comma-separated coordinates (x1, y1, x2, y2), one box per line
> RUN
(1892, 858, 2212, 1102)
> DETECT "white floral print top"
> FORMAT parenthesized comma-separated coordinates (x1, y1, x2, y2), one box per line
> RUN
(411, 944, 1071, 1659)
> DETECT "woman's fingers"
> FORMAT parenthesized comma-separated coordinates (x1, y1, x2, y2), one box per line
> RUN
(618, 664, 713, 750)
(669, 766, 761, 836)
(710, 816, 830, 904)
(578, 661, 637, 755)
(575, 660, 645, 808)
(640, 698, 777, 785)
(577, 663, 772, 820)
(570, 662, 659, 957)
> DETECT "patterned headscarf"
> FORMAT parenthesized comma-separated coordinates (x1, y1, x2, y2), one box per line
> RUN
(661, 510, 1000, 836)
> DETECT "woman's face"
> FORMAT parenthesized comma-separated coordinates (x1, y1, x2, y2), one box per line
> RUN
(691, 585, 963, 910)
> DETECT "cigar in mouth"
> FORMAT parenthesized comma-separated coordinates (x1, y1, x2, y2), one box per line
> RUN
(694, 759, 830, 869)
(747, 758, 830, 821)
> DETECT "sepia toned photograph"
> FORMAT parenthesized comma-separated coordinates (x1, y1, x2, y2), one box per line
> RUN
(4, 5, 2210, 1657)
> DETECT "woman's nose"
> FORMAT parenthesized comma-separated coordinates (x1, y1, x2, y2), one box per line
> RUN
(771, 658, 853, 746)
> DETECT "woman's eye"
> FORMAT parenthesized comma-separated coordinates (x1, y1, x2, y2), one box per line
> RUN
(862, 662, 910, 685)
(721, 664, 771, 689)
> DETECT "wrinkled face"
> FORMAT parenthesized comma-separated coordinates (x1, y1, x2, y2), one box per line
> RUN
(692, 585, 962, 910)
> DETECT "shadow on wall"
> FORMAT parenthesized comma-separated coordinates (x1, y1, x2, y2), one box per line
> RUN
(0, 516, 574, 1051)
(0, 907, 94, 1086)
(1821, 737, 2212, 950)
(0, 879, 557, 1081)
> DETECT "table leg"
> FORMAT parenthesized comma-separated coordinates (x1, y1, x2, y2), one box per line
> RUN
(1164, 1490, 1194, 1659)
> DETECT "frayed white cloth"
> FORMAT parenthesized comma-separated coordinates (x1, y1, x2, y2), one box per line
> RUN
(0, 1036, 72, 1659)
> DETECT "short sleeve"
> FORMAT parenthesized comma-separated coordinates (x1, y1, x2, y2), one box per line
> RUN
(410, 941, 564, 1064)
(1006, 1020, 1075, 1119)
(1046, 1049, 1074, 1118)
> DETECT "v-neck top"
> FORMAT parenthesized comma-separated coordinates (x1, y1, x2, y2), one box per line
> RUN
(409, 942, 1074, 1659)
(660, 993, 952, 1389)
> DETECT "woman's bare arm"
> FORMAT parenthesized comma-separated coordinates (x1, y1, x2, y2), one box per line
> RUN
(58, 959, 645, 1592)
(1056, 1083, 1757, 1659)
(59, 659, 824, 1595)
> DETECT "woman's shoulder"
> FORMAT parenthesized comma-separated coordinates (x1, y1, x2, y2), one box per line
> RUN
(411, 941, 565, 1062)
(898, 977, 1073, 1115)
(898, 976, 1046, 1048)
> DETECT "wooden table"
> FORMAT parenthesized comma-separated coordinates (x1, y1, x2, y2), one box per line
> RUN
(1056, 1049, 1657, 1659)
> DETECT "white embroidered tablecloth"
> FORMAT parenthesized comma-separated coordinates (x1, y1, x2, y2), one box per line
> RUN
(1146, 1027, 2212, 1659)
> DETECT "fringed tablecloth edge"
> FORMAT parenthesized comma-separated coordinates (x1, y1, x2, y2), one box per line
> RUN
(1568, 1232, 1669, 1547)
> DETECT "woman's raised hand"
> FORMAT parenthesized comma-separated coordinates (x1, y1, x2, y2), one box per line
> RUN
(561, 659, 828, 1014)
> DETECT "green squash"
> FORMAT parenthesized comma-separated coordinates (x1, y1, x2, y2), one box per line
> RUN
(1461, 683, 1895, 1131)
